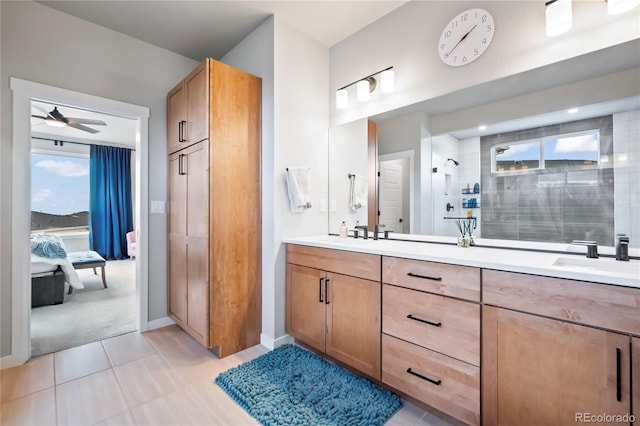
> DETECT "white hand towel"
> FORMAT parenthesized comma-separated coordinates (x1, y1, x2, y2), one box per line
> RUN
(286, 167, 312, 213)
(349, 174, 368, 211)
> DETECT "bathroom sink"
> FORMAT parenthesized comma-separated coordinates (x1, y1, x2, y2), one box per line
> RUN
(552, 256, 640, 277)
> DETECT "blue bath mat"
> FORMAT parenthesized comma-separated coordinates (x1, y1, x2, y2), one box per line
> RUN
(215, 345, 401, 426)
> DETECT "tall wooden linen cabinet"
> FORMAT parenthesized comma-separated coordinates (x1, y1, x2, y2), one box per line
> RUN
(167, 58, 261, 357)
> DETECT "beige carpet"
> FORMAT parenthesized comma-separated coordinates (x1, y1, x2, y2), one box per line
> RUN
(31, 259, 137, 357)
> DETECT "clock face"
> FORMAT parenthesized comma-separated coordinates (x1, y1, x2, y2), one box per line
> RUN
(438, 8, 495, 67)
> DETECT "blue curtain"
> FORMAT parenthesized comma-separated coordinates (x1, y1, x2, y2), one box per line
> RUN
(89, 145, 133, 260)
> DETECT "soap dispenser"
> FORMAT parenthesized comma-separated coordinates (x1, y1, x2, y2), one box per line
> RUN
(339, 221, 348, 238)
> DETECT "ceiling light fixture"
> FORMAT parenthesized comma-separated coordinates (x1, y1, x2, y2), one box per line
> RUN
(545, 0, 572, 37)
(568, 107, 579, 113)
(607, 0, 640, 14)
(45, 119, 66, 128)
(335, 66, 394, 109)
(478, 125, 487, 131)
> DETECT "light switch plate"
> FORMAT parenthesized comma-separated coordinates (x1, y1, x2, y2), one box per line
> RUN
(320, 199, 327, 212)
(151, 200, 166, 213)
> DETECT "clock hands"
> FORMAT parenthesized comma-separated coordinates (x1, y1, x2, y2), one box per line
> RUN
(446, 24, 477, 57)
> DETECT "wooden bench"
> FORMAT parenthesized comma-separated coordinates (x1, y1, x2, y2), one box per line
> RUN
(67, 251, 107, 294)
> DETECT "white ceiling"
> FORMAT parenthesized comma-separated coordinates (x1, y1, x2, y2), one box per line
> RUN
(38, 1, 409, 60)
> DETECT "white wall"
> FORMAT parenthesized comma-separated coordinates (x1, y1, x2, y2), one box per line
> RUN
(613, 109, 640, 245)
(222, 17, 329, 346)
(329, 119, 368, 233)
(330, 1, 640, 126)
(431, 134, 461, 236)
(0, 1, 198, 356)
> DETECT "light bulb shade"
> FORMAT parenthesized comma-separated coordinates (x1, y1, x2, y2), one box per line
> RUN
(545, 0, 572, 37)
(380, 69, 395, 93)
(45, 119, 66, 127)
(608, 0, 640, 14)
(336, 89, 349, 109)
(356, 80, 370, 102)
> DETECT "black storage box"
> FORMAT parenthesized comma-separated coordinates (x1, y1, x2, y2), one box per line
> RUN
(31, 268, 65, 307)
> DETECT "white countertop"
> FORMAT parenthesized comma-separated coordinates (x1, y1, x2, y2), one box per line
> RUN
(283, 235, 640, 289)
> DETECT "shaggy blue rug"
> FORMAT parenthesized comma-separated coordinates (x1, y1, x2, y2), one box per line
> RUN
(215, 345, 401, 426)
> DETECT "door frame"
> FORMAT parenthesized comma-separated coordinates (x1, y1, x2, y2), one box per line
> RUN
(8, 78, 150, 366)
(378, 149, 415, 233)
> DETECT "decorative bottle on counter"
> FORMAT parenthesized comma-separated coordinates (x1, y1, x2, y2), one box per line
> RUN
(339, 221, 348, 238)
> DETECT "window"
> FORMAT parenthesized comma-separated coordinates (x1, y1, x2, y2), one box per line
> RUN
(31, 152, 90, 231)
(492, 130, 600, 173)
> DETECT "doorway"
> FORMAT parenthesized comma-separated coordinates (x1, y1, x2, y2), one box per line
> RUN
(379, 150, 414, 234)
(9, 78, 149, 366)
(30, 100, 139, 356)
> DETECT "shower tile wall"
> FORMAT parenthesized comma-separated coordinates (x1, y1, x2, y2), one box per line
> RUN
(481, 115, 614, 245)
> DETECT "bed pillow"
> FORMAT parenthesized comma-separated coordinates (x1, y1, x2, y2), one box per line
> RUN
(30, 233, 67, 259)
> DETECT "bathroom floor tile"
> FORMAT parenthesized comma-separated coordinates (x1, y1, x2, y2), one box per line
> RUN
(103, 332, 157, 366)
(0, 388, 56, 426)
(56, 369, 128, 425)
(0, 354, 54, 403)
(54, 341, 112, 384)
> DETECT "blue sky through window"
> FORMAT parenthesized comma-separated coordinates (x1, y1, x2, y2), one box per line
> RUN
(31, 153, 89, 215)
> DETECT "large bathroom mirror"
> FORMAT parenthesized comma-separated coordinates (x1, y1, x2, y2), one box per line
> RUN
(328, 41, 640, 248)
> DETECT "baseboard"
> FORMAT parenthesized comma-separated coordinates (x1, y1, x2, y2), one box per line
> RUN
(147, 316, 175, 330)
(260, 333, 294, 350)
(1, 354, 23, 370)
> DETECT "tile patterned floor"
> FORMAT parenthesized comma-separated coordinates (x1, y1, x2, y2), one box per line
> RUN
(1, 325, 453, 425)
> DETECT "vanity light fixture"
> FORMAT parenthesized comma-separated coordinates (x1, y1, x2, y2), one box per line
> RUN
(567, 107, 579, 114)
(478, 124, 487, 130)
(335, 66, 394, 109)
(545, 0, 572, 37)
(607, 0, 640, 14)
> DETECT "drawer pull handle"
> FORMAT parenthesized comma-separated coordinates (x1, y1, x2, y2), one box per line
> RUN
(319, 278, 324, 303)
(406, 368, 441, 386)
(616, 347, 622, 402)
(325, 279, 330, 304)
(407, 272, 442, 281)
(407, 314, 442, 327)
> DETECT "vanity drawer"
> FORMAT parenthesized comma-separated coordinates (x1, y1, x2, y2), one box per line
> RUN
(483, 269, 640, 335)
(383, 256, 480, 301)
(383, 284, 480, 366)
(287, 244, 380, 282)
(382, 334, 480, 426)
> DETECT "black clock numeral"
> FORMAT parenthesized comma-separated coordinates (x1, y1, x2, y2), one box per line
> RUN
(444, 52, 449, 59)
(482, 38, 487, 44)
(453, 56, 457, 63)
(482, 15, 487, 23)
(451, 21, 458, 28)
(487, 25, 492, 32)
(445, 30, 452, 38)
(462, 13, 469, 21)
(474, 48, 479, 56)
(462, 56, 468, 62)
(440, 43, 445, 50)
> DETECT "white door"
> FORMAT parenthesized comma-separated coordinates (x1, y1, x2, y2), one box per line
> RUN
(379, 161, 404, 233)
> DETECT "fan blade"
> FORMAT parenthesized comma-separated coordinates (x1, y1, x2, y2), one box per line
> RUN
(31, 115, 48, 120)
(31, 103, 49, 119)
(67, 118, 107, 126)
(67, 123, 100, 134)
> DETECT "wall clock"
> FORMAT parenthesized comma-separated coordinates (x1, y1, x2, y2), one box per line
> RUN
(438, 8, 495, 67)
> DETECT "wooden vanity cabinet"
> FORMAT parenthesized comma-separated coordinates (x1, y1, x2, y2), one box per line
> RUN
(286, 245, 381, 379)
(167, 59, 261, 357)
(633, 338, 639, 422)
(483, 270, 638, 426)
(381, 257, 481, 426)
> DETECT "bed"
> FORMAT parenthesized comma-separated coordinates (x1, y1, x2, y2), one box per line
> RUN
(30, 234, 83, 307)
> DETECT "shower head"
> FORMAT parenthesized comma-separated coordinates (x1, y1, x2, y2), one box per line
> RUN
(447, 158, 460, 166)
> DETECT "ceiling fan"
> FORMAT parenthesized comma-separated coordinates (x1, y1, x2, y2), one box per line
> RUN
(31, 105, 107, 134)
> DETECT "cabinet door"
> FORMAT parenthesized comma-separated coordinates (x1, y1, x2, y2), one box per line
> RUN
(184, 142, 209, 346)
(483, 306, 631, 426)
(185, 60, 209, 146)
(326, 272, 381, 380)
(286, 264, 326, 353)
(167, 82, 186, 155)
(167, 152, 187, 323)
(633, 338, 639, 422)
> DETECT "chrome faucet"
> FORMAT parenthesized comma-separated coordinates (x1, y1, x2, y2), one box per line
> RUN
(571, 240, 599, 259)
(616, 234, 629, 261)
(373, 224, 385, 240)
(354, 225, 368, 239)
